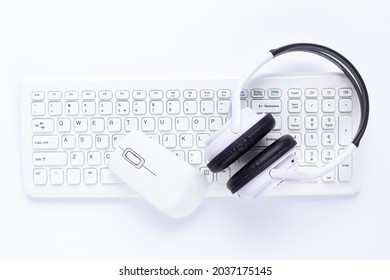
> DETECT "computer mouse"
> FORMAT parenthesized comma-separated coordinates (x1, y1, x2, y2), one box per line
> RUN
(109, 130, 208, 218)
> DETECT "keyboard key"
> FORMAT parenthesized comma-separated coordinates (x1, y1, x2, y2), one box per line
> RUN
(274, 116, 282, 130)
(90, 118, 105, 132)
(167, 100, 180, 114)
(200, 100, 214, 114)
(200, 89, 214, 99)
(65, 91, 79, 100)
(50, 168, 64, 185)
(33, 152, 67, 166)
(251, 88, 265, 98)
(158, 117, 172, 131)
(288, 100, 301, 113)
(304, 149, 318, 164)
(322, 99, 336, 113)
(339, 99, 352, 112)
(199, 167, 213, 183)
(98, 101, 113, 115)
(141, 117, 155, 132)
(268, 88, 282, 98)
(322, 149, 335, 163)
(31, 91, 44, 100)
(179, 134, 193, 148)
(82, 101, 96, 115)
(162, 134, 176, 148)
(217, 89, 231, 99)
(288, 88, 301, 98)
(33, 135, 59, 150)
(84, 168, 97, 185)
(240, 90, 248, 98)
(305, 132, 319, 147)
(183, 100, 197, 114)
(305, 88, 319, 98)
(133, 101, 146, 114)
(124, 117, 138, 131)
(338, 88, 352, 97)
(47, 91, 62, 100)
(166, 90, 180, 99)
(322, 115, 335, 130)
(79, 135, 93, 149)
(288, 116, 302, 130)
(116, 101, 130, 115)
(33, 169, 47, 185)
(290, 133, 302, 146)
(62, 135, 76, 149)
(67, 168, 81, 185)
(58, 118, 71, 132)
(196, 133, 209, 148)
(188, 150, 202, 164)
(305, 116, 319, 130)
(31, 102, 45, 116)
(82, 90, 96, 100)
(322, 169, 335, 182)
(209, 116, 223, 131)
(96, 134, 109, 149)
(100, 168, 122, 184)
(99, 90, 113, 100)
(175, 117, 189, 131)
(65, 101, 79, 115)
(150, 101, 164, 114)
(112, 134, 125, 147)
(115, 90, 130, 99)
(322, 88, 335, 98)
(70, 151, 84, 166)
(322, 132, 335, 146)
(133, 90, 147, 99)
(192, 117, 206, 131)
(184, 89, 197, 99)
(87, 151, 101, 165)
(172, 150, 185, 161)
(74, 118, 88, 132)
(32, 119, 54, 133)
(339, 116, 352, 146)
(147, 134, 160, 143)
(338, 150, 352, 182)
(305, 99, 318, 113)
(251, 100, 282, 113)
(256, 133, 282, 147)
(149, 90, 163, 99)
(217, 100, 230, 114)
(108, 118, 122, 132)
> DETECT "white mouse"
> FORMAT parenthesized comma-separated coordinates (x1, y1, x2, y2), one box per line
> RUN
(109, 130, 208, 218)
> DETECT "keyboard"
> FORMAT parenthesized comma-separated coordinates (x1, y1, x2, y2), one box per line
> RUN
(20, 73, 362, 198)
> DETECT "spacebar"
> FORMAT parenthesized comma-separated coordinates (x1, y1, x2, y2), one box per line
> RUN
(101, 168, 123, 184)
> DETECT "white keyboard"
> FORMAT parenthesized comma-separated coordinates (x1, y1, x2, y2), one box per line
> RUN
(20, 73, 362, 198)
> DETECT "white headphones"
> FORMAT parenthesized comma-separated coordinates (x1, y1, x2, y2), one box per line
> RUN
(205, 43, 369, 199)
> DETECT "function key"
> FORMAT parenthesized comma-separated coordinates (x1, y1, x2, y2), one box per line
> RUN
(115, 90, 130, 99)
(166, 90, 180, 99)
(240, 90, 248, 98)
(217, 89, 231, 99)
(31, 91, 45, 101)
(184, 89, 197, 99)
(268, 88, 282, 98)
(82, 90, 96, 100)
(65, 91, 79, 100)
(98, 90, 113, 100)
(149, 90, 163, 99)
(200, 89, 214, 99)
(133, 90, 147, 99)
(288, 88, 302, 98)
(322, 88, 336, 98)
(339, 88, 353, 97)
(251, 88, 265, 98)
(48, 91, 62, 100)
(305, 88, 319, 98)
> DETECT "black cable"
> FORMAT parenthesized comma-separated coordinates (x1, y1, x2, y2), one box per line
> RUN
(270, 43, 369, 147)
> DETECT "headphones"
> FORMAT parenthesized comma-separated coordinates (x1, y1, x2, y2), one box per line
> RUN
(205, 43, 369, 199)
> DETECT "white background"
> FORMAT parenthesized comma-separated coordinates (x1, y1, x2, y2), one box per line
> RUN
(1, 0, 390, 259)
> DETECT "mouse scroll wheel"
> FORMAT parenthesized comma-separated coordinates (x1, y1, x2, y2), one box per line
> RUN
(123, 148, 145, 169)
(125, 151, 142, 165)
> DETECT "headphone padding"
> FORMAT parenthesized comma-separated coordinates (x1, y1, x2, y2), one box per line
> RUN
(207, 113, 275, 172)
(227, 134, 297, 194)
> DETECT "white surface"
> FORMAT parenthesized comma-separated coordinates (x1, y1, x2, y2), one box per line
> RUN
(0, 0, 389, 259)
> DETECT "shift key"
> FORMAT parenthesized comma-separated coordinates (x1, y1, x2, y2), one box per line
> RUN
(33, 152, 68, 166)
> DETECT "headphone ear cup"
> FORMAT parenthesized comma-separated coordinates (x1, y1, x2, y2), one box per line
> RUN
(206, 113, 275, 173)
(227, 134, 297, 195)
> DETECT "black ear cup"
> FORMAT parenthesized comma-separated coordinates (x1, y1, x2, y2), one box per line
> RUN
(207, 113, 275, 173)
(227, 134, 297, 194)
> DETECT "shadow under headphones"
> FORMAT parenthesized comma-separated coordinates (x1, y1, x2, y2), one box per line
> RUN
(205, 43, 369, 199)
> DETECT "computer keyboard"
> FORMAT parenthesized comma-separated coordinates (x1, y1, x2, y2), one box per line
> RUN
(20, 73, 362, 198)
